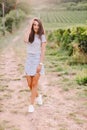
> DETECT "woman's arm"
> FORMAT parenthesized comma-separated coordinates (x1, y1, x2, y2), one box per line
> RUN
(24, 19, 34, 43)
(40, 42, 47, 64)
(36, 42, 47, 73)
(24, 28, 30, 43)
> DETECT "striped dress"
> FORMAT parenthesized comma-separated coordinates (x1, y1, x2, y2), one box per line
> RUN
(24, 34, 46, 76)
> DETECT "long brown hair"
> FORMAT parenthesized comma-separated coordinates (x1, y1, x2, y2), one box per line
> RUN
(28, 18, 45, 43)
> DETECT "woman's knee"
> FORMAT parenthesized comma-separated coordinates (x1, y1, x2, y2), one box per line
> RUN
(26, 76, 32, 86)
(35, 72, 40, 79)
(32, 73, 40, 87)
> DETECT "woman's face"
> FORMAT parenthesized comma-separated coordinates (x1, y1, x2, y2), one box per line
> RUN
(33, 20, 39, 33)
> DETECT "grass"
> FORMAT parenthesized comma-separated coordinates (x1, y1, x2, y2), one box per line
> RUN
(0, 124, 20, 130)
(12, 78, 21, 81)
(0, 120, 9, 130)
(19, 89, 29, 93)
(78, 89, 87, 99)
(0, 85, 8, 91)
(45, 44, 87, 99)
(76, 73, 87, 86)
(68, 112, 85, 124)
(0, 125, 5, 130)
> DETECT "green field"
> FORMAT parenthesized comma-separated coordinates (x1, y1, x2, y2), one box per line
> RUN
(32, 10, 87, 30)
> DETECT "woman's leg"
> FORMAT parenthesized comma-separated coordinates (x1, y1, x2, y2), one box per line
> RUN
(26, 75, 32, 90)
(30, 73, 40, 105)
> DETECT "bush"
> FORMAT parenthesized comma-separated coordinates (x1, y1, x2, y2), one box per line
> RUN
(0, 17, 6, 35)
(60, 29, 72, 50)
(47, 26, 87, 63)
(47, 32, 54, 42)
(72, 43, 87, 63)
(5, 9, 26, 33)
(76, 74, 87, 85)
(47, 26, 87, 53)
(78, 40, 87, 53)
(68, 42, 73, 56)
(76, 76, 87, 85)
(5, 16, 14, 33)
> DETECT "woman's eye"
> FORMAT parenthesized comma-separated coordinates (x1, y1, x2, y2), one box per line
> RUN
(33, 24, 39, 27)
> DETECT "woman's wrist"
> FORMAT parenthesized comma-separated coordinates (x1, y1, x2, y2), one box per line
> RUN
(39, 62, 43, 65)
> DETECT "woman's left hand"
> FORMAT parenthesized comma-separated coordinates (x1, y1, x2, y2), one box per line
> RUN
(36, 64, 42, 73)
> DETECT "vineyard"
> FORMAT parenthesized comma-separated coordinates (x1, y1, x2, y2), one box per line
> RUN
(0, 1, 87, 130)
(33, 11, 87, 29)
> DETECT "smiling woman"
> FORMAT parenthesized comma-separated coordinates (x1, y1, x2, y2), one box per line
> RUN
(24, 18, 47, 113)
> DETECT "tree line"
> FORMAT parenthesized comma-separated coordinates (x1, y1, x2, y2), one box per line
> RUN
(46, 0, 86, 4)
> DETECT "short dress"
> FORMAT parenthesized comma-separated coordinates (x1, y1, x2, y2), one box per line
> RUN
(24, 34, 47, 76)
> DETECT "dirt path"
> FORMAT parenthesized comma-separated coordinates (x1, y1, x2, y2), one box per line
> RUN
(0, 29, 87, 130)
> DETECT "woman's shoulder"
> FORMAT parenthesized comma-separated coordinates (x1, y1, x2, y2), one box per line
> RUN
(41, 34, 47, 43)
(34, 33, 47, 43)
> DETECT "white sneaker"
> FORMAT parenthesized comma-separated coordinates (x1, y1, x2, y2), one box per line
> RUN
(36, 94, 43, 105)
(28, 105, 34, 112)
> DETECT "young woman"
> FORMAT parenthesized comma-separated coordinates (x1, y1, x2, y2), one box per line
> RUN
(24, 18, 47, 112)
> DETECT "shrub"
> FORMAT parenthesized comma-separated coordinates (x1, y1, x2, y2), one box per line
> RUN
(60, 29, 72, 50)
(78, 40, 87, 54)
(47, 32, 54, 42)
(47, 26, 87, 63)
(5, 9, 26, 33)
(76, 74, 87, 85)
(5, 17, 14, 33)
(68, 42, 73, 56)
(47, 26, 87, 53)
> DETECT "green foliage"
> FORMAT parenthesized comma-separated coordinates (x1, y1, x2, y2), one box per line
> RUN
(78, 40, 87, 53)
(47, 26, 87, 63)
(68, 43, 74, 56)
(5, 9, 26, 33)
(47, 26, 87, 55)
(0, 0, 30, 16)
(60, 29, 72, 50)
(0, 17, 6, 35)
(5, 16, 14, 33)
(37, 1, 87, 12)
(0, 17, 3, 32)
(47, 32, 54, 42)
(0, 0, 16, 16)
(67, 2, 87, 10)
(76, 75, 87, 85)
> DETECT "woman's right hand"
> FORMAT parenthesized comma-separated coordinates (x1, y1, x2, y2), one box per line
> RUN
(24, 32, 29, 43)
(36, 64, 42, 73)
(24, 25, 30, 43)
